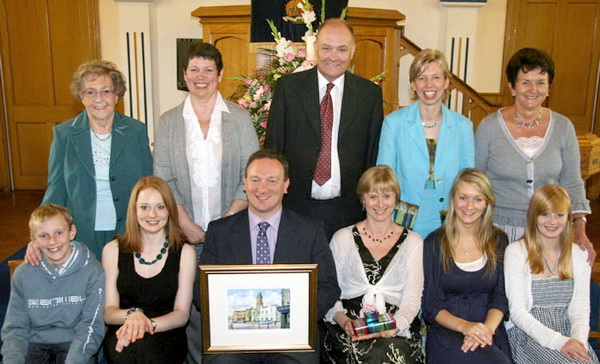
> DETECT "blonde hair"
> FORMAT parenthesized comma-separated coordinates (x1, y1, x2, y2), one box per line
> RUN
(356, 165, 401, 203)
(29, 203, 73, 236)
(409, 49, 451, 83)
(440, 169, 499, 275)
(118, 177, 186, 253)
(523, 185, 573, 279)
(409, 49, 451, 101)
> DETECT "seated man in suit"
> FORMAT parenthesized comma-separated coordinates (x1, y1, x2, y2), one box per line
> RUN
(265, 18, 384, 240)
(199, 149, 340, 364)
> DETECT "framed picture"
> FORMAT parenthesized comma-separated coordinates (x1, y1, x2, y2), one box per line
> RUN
(199, 264, 318, 354)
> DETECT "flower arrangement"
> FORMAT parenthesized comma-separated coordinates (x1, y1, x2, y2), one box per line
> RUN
(229, 0, 383, 145)
(230, 0, 318, 144)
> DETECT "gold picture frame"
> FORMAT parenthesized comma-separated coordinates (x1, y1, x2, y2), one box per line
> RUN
(199, 264, 318, 354)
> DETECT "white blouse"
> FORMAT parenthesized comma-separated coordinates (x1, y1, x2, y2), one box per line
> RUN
(504, 239, 592, 351)
(183, 93, 229, 230)
(325, 225, 424, 338)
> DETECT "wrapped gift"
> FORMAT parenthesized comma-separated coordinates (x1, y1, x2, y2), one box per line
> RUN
(351, 312, 397, 336)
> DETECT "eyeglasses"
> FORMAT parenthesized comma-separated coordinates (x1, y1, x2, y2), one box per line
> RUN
(81, 89, 115, 99)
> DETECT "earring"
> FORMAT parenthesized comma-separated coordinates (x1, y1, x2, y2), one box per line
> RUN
(361, 202, 365, 211)
(511, 93, 515, 97)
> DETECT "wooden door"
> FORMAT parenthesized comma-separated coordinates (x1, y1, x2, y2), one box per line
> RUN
(0, 0, 100, 190)
(502, 0, 600, 134)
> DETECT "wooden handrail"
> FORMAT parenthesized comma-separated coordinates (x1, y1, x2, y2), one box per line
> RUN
(398, 35, 501, 126)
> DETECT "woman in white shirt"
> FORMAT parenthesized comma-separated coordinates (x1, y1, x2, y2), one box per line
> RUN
(153, 42, 259, 363)
(504, 184, 598, 363)
(323, 165, 425, 363)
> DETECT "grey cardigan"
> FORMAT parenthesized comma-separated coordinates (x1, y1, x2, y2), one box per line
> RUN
(153, 99, 259, 220)
(475, 109, 590, 228)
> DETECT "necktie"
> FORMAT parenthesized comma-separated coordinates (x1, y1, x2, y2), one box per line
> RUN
(314, 82, 334, 186)
(256, 221, 271, 264)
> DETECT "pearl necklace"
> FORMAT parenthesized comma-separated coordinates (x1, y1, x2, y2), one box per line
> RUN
(362, 226, 394, 244)
(515, 110, 542, 128)
(135, 238, 169, 265)
(92, 131, 111, 142)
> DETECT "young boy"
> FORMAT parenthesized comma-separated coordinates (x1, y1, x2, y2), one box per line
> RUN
(1, 204, 105, 364)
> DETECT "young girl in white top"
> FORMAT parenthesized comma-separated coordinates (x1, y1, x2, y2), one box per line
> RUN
(504, 184, 598, 363)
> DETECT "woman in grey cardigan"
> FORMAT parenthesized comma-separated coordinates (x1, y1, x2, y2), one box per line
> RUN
(475, 48, 594, 262)
(153, 42, 259, 363)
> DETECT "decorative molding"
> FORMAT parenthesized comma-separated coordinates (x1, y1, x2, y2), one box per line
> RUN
(440, 1, 486, 8)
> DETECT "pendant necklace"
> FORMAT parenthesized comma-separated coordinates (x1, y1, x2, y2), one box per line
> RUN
(542, 254, 559, 276)
(136, 237, 169, 265)
(515, 110, 542, 128)
(362, 226, 394, 244)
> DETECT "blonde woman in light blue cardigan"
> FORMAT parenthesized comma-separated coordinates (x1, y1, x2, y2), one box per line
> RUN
(377, 49, 474, 239)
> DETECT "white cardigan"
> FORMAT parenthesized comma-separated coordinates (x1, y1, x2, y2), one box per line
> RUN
(325, 226, 424, 338)
(504, 239, 591, 351)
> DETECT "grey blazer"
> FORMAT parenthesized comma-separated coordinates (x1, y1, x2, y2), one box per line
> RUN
(153, 99, 259, 220)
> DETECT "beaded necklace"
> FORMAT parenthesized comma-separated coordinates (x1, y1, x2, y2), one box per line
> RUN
(135, 237, 169, 265)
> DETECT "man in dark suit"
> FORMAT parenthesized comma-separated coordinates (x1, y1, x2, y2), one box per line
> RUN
(265, 18, 384, 240)
(199, 149, 340, 364)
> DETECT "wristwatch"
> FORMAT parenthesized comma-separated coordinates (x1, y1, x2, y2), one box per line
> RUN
(125, 307, 144, 318)
(573, 216, 587, 224)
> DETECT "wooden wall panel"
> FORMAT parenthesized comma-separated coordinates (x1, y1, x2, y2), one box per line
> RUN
(214, 35, 249, 100)
(15, 123, 50, 176)
(5, 0, 54, 106)
(48, 0, 99, 105)
(0, 0, 99, 190)
(552, 2, 600, 132)
(353, 38, 385, 80)
(519, 3, 556, 52)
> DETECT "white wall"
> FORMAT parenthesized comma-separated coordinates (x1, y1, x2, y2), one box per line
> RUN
(99, 0, 507, 131)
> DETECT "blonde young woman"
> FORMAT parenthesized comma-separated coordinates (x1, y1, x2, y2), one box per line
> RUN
(504, 185, 598, 363)
(422, 169, 512, 363)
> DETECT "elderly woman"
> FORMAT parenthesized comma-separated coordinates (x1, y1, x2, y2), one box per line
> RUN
(28, 60, 152, 261)
(422, 169, 512, 363)
(377, 49, 474, 239)
(475, 48, 595, 262)
(153, 42, 259, 363)
(323, 165, 425, 363)
(103, 176, 195, 363)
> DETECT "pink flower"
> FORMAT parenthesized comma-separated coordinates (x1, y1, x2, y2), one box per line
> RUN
(253, 87, 264, 101)
(250, 102, 258, 108)
(238, 98, 250, 107)
(263, 84, 270, 93)
(297, 48, 307, 58)
(285, 52, 295, 62)
(260, 121, 268, 129)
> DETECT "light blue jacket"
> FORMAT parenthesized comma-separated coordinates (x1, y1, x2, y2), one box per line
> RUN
(377, 102, 474, 238)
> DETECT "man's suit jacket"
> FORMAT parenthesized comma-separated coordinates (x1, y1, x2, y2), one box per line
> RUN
(199, 208, 340, 320)
(265, 67, 384, 223)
